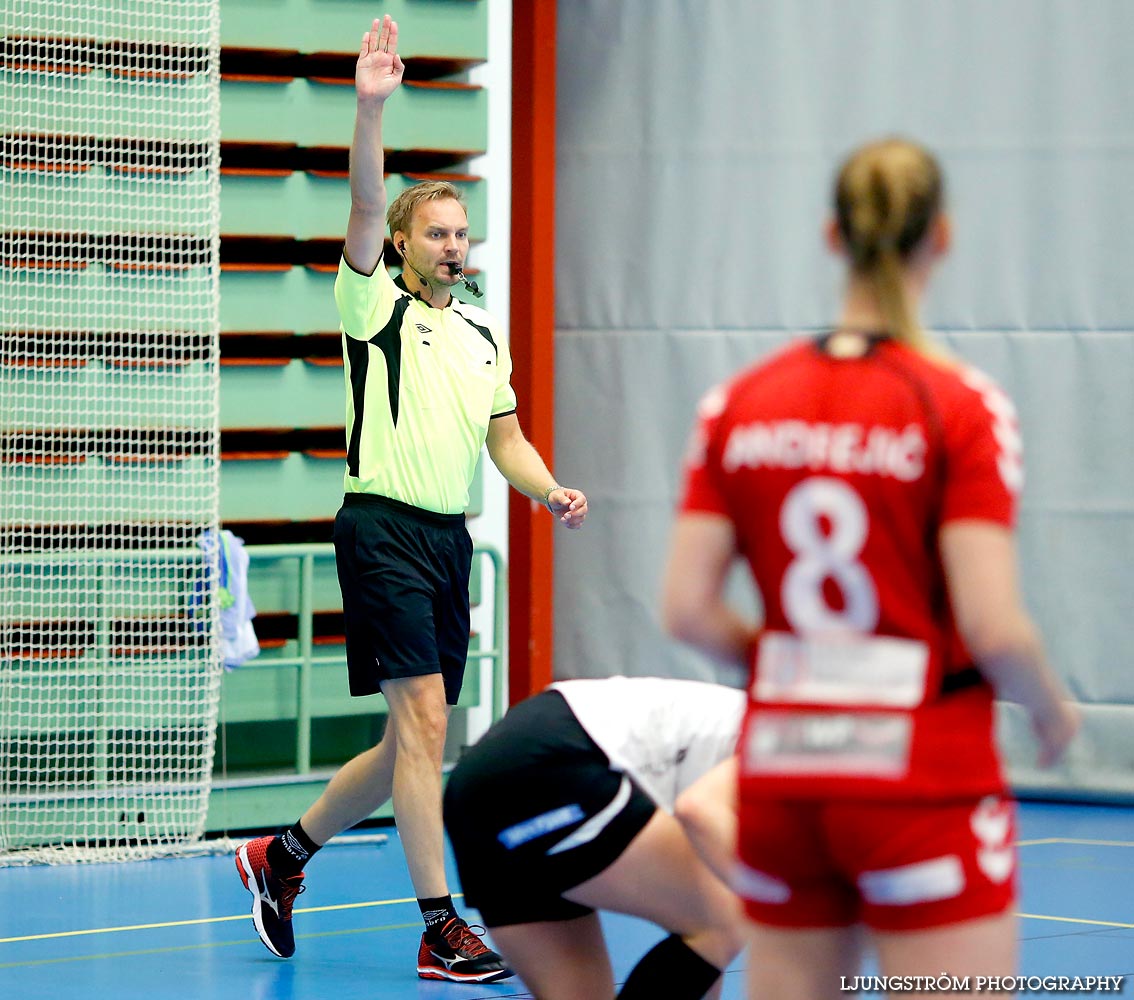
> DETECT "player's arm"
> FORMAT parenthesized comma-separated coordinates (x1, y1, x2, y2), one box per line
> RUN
(941, 520, 1079, 766)
(661, 514, 758, 669)
(343, 15, 404, 275)
(486, 413, 587, 528)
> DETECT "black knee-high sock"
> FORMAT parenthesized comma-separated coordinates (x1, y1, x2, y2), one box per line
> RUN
(266, 820, 320, 879)
(617, 934, 722, 1000)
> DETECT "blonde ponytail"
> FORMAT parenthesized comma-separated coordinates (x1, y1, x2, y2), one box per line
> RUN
(834, 139, 943, 353)
(874, 244, 931, 351)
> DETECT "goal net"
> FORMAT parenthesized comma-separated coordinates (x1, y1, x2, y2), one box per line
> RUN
(0, 1, 222, 863)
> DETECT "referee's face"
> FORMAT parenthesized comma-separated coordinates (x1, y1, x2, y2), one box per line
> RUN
(407, 199, 471, 284)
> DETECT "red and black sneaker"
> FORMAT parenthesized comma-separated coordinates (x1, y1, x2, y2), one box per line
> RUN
(417, 917, 514, 983)
(235, 836, 306, 958)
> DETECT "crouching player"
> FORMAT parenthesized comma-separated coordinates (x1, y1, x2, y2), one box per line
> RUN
(443, 676, 745, 999)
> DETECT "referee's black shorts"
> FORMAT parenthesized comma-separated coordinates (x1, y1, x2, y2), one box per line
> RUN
(443, 689, 657, 928)
(333, 493, 472, 705)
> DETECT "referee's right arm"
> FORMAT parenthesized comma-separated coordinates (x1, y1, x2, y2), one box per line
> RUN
(344, 14, 404, 275)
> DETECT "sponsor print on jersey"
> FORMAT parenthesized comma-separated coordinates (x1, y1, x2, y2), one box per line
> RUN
(722, 420, 928, 482)
(755, 631, 930, 708)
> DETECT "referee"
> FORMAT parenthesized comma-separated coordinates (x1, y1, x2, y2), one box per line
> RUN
(235, 14, 587, 984)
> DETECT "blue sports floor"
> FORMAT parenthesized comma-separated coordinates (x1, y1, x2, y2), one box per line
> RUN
(1, 802, 1131, 1000)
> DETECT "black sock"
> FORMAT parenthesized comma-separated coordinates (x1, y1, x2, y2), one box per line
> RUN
(419, 895, 458, 941)
(617, 934, 722, 1000)
(266, 820, 321, 879)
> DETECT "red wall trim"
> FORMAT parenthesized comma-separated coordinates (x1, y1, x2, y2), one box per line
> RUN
(508, 0, 557, 705)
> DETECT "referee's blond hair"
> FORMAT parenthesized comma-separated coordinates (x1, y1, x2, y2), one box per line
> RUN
(387, 180, 468, 239)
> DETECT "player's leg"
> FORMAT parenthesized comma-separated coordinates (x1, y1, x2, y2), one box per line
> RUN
(234, 723, 401, 959)
(405, 513, 472, 901)
(404, 518, 510, 980)
(873, 912, 1016, 998)
(236, 499, 456, 961)
(364, 672, 506, 982)
(299, 730, 397, 842)
(300, 496, 413, 842)
(488, 914, 615, 1000)
(234, 501, 402, 958)
(441, 690, 641, 987)
(730, 794, 865, 997)
(563, 808, 744, 998)
(744, 921, 864, 999)
(382, 673, 452, 896)
(300, 497, 449, 853)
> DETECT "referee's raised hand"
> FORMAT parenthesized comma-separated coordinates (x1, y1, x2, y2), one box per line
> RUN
(356, 14, 404, 103)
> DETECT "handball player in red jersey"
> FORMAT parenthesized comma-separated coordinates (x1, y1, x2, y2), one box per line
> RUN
(662, 138, 1079, 999)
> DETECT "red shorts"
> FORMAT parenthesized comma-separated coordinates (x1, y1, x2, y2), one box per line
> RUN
(734, 795, 1016, 931)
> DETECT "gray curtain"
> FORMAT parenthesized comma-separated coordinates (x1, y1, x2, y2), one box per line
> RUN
(553, 0, 1134, 799)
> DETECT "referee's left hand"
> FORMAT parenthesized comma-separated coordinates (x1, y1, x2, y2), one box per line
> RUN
(548, 488, 587, 529)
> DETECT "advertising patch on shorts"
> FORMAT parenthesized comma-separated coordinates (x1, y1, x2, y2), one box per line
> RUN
(497, 804, 585, 850)
(858, 855, 965, 906)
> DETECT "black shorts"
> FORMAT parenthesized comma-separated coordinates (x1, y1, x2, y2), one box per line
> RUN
(334, 493, 472, 705)
(443, 689, 657, 927)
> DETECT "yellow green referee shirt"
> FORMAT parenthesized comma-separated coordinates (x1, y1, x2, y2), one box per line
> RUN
(335, 257, 517, 514)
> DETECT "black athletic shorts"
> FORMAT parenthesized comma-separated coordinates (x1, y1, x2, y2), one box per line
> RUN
(334, 493, 473, 705)
(443, 689, 657, 927)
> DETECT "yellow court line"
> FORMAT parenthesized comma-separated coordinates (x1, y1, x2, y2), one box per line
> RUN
(0, 893, 457, 945)
(1017, 837, 1134, 848)
(0, 921, 424, 970)
(1018, 912, 1134, 930)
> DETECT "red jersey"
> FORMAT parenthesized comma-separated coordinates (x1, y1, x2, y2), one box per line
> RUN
(679, 335, 1023, 799)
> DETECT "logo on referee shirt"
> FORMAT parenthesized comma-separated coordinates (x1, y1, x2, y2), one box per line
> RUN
(415, 323, 432, 335)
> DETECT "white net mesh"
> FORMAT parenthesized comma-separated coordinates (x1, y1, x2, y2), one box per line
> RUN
(0, 1, 222, 863)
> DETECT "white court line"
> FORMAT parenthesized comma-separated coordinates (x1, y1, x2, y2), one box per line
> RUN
(1018, 912, 1134, 930)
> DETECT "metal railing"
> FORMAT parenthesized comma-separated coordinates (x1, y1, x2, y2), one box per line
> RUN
(242, 541, 507, 774)
(0, 539, 507, 777)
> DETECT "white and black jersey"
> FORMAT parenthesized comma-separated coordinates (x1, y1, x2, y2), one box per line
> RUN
(443, 677, 743, 928)
(550, 676, 744, 811)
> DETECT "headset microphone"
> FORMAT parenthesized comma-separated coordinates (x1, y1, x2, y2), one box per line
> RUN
(395, 239, 435, 299)
(445, 261, 483, 298)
